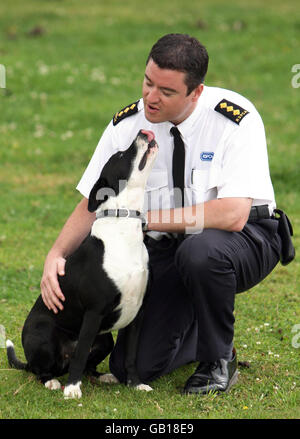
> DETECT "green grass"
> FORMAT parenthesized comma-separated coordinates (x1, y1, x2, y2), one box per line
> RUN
(0, 0, 299, 420)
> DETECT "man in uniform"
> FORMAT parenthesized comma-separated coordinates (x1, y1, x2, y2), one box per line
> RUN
(40, 34, 282, 394)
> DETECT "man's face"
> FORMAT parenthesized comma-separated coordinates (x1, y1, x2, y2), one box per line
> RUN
(142, 58, 203, 125)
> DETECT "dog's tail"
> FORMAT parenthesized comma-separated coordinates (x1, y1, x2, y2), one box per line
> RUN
(6, 340, 28, 370)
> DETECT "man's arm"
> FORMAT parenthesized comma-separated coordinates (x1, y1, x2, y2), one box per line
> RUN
(147, 197, 252, 234)
(40, 197, 95, 313)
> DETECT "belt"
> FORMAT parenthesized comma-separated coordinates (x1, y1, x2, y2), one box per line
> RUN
(247, 205, 273, 222)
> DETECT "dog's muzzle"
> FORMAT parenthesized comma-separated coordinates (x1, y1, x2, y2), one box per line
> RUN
(138, 131, 158, 171)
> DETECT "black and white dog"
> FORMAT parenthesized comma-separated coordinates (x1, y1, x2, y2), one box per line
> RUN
(6, 130, 158, 399)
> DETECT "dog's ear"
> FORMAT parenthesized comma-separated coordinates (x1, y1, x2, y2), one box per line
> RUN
(88, 176, 110, 212)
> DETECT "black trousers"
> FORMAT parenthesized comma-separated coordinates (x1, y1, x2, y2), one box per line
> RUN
(109, 219, 281, 383)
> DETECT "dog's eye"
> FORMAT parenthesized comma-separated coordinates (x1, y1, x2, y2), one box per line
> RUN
(119, 152, 123, 158)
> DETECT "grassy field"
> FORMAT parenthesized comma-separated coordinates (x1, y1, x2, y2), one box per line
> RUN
(0, 0, 299, 420)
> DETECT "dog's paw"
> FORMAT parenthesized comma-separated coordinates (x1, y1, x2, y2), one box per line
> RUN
(44, 379, 61, 390)
(99, 373, 119, 384)
(63, 381, 82, 399)
(134, 383, 153, 392)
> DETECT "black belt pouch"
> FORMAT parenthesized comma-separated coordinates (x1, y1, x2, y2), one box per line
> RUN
(273, 209, 295, 265)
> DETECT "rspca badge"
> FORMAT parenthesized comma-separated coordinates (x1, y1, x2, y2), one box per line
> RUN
(200, 151, 214, 161)
(113, 101, 139, 126)
(214, 99, 249, 125)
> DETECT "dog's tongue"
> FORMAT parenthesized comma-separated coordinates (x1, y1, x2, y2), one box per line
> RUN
(141, 130, 155, 143)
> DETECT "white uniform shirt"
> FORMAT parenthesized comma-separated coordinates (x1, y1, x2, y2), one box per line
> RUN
(77, 86, 276, 215)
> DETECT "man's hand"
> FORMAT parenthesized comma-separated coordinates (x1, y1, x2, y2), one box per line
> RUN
(40, 197, 95, 314)
(40, 253, 66, 314)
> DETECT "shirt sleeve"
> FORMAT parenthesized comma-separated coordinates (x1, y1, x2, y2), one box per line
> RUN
(76, 121, 116, 199)
(217, 113, 275, 205)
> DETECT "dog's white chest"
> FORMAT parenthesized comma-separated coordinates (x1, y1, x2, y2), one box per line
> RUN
(109, 264, 148, 330)
(92, 220, 149, 330)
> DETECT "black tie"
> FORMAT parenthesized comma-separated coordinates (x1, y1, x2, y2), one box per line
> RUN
(170, 126, 185, 208)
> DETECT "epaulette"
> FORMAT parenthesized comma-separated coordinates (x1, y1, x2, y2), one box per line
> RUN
(214, 99, 249, 125)
(113, 101, 139, 126)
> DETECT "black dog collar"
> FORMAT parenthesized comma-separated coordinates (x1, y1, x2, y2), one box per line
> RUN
(96, 208, 148, 231)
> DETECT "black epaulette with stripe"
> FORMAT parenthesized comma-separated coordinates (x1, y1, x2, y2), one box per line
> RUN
(214, 99, 249, 125)
(113, 101, 139, 126)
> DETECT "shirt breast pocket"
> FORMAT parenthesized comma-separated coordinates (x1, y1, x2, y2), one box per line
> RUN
(144, 169, 170, 210)
(190, 166, 219, 203)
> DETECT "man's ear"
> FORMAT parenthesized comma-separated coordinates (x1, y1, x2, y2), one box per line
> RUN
(88, 176, 110, 212)
(191, 83, 204, 102)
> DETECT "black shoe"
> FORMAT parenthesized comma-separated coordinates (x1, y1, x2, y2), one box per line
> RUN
(183, 348, 238, 395)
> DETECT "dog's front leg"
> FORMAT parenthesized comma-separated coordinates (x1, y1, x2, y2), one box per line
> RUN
(124, 308, 153, 392)
(64, 310, 102, 399)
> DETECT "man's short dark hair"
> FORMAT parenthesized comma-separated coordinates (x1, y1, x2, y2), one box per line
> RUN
(146, 33, 209, 95)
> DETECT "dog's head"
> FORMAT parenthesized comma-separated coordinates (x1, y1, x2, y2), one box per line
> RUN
(88, 130, 158, 212)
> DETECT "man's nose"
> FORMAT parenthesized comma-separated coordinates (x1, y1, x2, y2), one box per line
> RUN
(146, 87, 160, 103)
